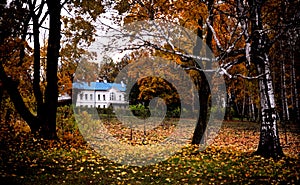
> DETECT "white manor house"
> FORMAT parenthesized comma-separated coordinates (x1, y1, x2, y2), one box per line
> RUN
(73, 81, 128, 109)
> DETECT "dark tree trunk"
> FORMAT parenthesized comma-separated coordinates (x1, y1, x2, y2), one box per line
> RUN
(192, 72, 210, 144)
(26, 0, 46, 133)
(41, 0, 61, 139)
(31, 4, 44, 131)
(0, 81, 2, 111)
(289, 40, 300, 122)
(191, 16, 211, 145)
(0, 70, 39, 131)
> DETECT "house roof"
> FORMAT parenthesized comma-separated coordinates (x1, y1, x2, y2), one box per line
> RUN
(72, 82, 126, 92)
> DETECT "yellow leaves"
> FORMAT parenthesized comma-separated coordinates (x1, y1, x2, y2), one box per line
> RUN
(79, 167, 84, 172)
(131, 169, 138, 174)
(102, 118, 176, 146)
(81, 156, 87, 163)
(120, 171, 127, 176)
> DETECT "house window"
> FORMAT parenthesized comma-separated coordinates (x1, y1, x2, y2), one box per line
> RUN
(103, 95, 106, 101)
(98, 105, 100, 108)
(110, 92, 115, 101)
(80, 94, 83, 100)
(85, 94, 88, 100)
(119, 95, 122, 101)
(98, 94, 100, 101)
(103, 105, 106, 108)
(90, 94, 93, 100)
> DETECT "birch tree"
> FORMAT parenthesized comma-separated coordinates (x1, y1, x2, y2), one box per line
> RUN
(204, 0, 300, 158)
(249, 0, 284, 158)
(199, 0, 285, 158)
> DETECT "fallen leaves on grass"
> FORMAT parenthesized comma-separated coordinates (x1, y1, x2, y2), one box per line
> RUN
(0, 121, 299, 184)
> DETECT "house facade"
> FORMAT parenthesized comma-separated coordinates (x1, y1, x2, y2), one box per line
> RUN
(73, 81, 128, 109)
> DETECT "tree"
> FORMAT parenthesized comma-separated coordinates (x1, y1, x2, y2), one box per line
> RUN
(203, 0, 299, 158)
(112, 0, 300, 158)
(248, 0, 283, 158)
(98, 56, 129, 83)
(0, 0, 104, 139)
(113, 0, 214, 144)
(0, 0, 63, 139)
(190, 0, 280, 158)
(270, 28, 300, 124)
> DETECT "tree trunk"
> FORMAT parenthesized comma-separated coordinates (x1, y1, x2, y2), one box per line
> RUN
(1, 1, 41, 133)
(251, 97, 257, 122)
(248, 96, 254, 121)
(0, 70, 39, 131)
(192, 72, 210, 144)
(191, 2, 214, 144)
(255, 58, 284, 158)
(280, 41, 289, 122)
(31, 5, 45, 131)
(191, 16, 211, 145)
(251, 0, 283, 159)
(0, 81, 2, 115)
(41, 0, 61, 139)
(241, 86, 246, 121)
(290, 47, 300, 122)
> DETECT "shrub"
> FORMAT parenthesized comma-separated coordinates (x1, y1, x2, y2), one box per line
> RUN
(56, 105, 78, 138)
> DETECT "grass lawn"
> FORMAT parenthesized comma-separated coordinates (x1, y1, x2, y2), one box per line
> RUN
(0, 121, 299, 184)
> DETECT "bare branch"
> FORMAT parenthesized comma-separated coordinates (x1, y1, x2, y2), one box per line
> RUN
(145, 41, 212, 62)
(206, 16, 224, 52)
(220, 56, 246, 70)
(152, 21, 176, 51)
(219, 67, 232, 78)
(182, 66, 216, 73)
(39, 10, 49, 26)
(233, 73, 268, 80)
(36, 0, 45, 17)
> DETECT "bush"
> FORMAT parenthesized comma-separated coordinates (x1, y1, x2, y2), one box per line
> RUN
(129, 104, 150, 118)
(56, 105, 78, 138)
(210, 106, 225, 120)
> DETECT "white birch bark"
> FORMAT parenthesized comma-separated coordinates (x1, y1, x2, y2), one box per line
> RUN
(248, 0, 284, 158)
(255, 53, 283, 158)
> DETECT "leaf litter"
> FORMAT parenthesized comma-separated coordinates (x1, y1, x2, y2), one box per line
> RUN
(0, 121, 299, 184)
